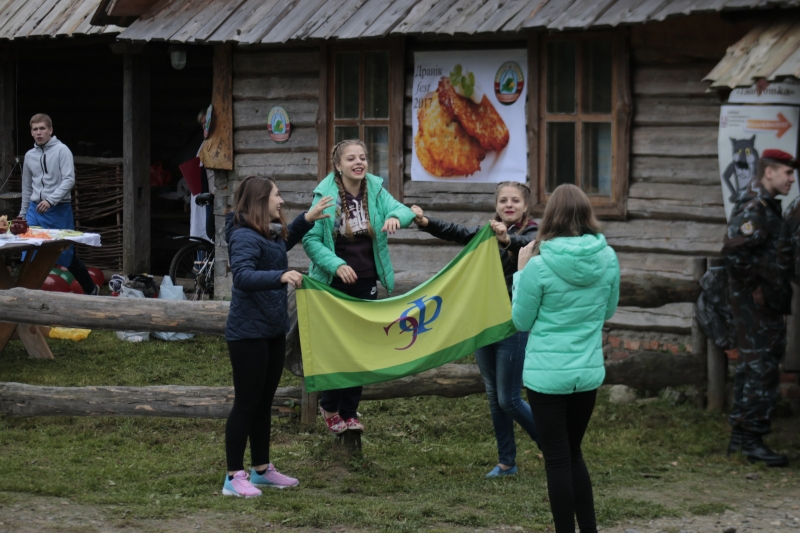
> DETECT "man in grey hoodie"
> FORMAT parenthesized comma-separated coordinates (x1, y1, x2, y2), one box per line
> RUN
(21, 114, 98, 295)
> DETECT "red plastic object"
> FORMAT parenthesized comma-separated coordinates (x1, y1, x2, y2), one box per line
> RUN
(179, 157, 202, 195)
(87, 267, 104, 287)
(42, 274, 70, 292)
(70, 279, 84, 294)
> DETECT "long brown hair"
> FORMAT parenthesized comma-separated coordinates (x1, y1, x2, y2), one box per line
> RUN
(231, 175, 287, 240)
(534, 184, 601, 253)
(331, 139, 375, 240)
(493, 181, 532, 228)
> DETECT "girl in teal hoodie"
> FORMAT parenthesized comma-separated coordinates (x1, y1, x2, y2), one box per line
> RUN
(512, 184, 619, 533)
(303, 140, 415, 434)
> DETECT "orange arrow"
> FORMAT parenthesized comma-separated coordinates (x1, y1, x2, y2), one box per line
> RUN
(746, 112, 793, 138)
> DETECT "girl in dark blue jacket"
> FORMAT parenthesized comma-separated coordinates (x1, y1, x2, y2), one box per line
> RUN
(222, 175, 332, 498)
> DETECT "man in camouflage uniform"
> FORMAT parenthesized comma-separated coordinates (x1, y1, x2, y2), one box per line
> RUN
(722, 148, 795, 467)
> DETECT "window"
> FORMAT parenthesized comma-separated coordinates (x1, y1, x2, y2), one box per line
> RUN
(325, 42, 404, 200)
(533, 33, 631, 218)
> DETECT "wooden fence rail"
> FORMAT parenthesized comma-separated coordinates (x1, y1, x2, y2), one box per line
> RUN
(0, 352, 706, 419)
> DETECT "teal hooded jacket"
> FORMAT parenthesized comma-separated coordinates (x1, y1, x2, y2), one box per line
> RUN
(302, 172, 415, 294)
(511, 234, 620, 395)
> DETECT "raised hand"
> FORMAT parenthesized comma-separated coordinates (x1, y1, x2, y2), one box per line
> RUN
(336, 264, 358, 284)
(305, 196, 335, 223)
(490, 220, 510, 245)
(280, 270, 304, 288)
(381, 217, 401, 234)
(410, 205, 428, 227)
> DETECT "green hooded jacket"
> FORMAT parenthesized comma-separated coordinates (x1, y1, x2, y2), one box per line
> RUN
(511, 234, 620, 394)
(302, 172, 415, 294)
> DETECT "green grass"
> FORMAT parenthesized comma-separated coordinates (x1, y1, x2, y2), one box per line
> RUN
(0, 331, 798, 532)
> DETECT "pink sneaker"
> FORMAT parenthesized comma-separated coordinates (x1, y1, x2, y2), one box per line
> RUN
(222, 470, 262, 498)
(250, 464, 299, 489)
(345, 418, 364, 432)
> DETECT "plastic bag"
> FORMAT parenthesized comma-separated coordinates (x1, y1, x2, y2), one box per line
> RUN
(152, 276, 195, 341)
(49, 327, 91, 341)
(115, 286, 150, 342)
(696, 266, 735, 350)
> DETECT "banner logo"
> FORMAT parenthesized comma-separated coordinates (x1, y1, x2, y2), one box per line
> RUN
(383, 295, 443, 350)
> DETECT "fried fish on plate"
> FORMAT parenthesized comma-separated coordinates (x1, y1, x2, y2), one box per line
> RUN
(415, 90, 487, 177)
(438, 78, 509, 152)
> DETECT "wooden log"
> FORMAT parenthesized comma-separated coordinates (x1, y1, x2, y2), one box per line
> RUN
(606, 303, 693, 334)
(233, 100, 318, 130)
(633, 96, 720, 126)
(0, 382, 298, 419)
(235, 152, 318, 180)
(604, 219, 725, 255)
(233, 51, 320, 75)
(631, 156, 722, 186)
(633, 65, 718, 97)
(0, 288, 229, 335)
(0, 352, 708, 418)
(232, 76, 319, 101)
(627, 182, 726, 223)
(234, 127, 319, 155)
(632, 126, 718, 157)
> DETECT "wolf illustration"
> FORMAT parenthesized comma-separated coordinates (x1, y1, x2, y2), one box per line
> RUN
(722, 136, 758, 199)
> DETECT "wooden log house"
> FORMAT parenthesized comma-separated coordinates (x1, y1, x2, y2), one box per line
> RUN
(3, 1, 799, 395)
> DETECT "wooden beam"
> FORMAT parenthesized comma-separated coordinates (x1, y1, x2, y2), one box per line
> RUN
(199, 44, 233, 171)
(388, 36, 405, 202)
(316, 44, 328, 181)
(0, 288, 229, 335)
(123, 53, 151, 274)
(0, 352, 709, 418)
(0, 51, 14, 204)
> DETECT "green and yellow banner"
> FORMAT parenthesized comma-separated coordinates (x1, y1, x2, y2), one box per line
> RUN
(297, 224, 516, 392)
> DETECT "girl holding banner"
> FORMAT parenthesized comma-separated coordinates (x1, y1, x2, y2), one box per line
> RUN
(513, 184, 619, 533)
(222, 176, 333, 497)
(410, 181, 540, 478)
(303, 140, 416, 435)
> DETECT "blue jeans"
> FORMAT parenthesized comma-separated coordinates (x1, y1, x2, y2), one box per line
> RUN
(475, 331, 539, 466)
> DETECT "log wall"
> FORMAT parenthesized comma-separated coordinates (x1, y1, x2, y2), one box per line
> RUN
(215, 14, 753, 350)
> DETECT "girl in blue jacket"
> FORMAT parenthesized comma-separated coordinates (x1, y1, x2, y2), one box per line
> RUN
(223, 176, 332, 498)
(512, 184, 619, 533)
(410, 181, 540, 478)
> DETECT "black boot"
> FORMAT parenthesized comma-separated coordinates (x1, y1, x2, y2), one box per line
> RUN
(739, 430, 789, 467)
(727, 426, 743, 455)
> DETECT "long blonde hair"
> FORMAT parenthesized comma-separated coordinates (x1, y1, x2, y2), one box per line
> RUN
(534, 184, 601, 254)
(331, 139, 375, 240)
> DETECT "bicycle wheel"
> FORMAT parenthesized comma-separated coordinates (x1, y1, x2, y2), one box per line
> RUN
(168, 241, 215, 300)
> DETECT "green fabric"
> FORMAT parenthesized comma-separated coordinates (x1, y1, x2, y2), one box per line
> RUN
(302, 172, 415, 294)
(512, 234, 620, 395)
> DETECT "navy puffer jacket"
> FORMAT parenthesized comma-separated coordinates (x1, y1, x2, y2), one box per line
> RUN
(225, 211, 313, 341)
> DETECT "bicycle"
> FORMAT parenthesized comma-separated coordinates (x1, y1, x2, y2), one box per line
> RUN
(168, 192, 215, 301)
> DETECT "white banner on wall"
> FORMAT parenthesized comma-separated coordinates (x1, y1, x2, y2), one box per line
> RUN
(718, 104, 800, 220)
(411, 50, 528, 183)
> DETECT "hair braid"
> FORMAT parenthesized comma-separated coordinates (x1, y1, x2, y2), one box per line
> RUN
(358, 177, 376, 239)
(334, 173, 354, 241)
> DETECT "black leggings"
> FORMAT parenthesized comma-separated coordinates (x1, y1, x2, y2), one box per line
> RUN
(67, 254, 95, 294)
(527, 388, 598, 533)
(225, 336, 285, 471)
(319, 276, 377, 420)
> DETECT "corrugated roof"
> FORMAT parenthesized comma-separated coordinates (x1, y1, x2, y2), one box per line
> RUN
(113, 0, 800, 44)
(705, 18, 800, 87)
(0, 0, 122, 41)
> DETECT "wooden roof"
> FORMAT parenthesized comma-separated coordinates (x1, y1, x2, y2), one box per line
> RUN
(0, 0, 122, 41)
(114, 0, 800, 44)
(705, 17, 800, 88)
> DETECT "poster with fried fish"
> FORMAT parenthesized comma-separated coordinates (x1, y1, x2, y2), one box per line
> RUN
(412, 50, 527, 183)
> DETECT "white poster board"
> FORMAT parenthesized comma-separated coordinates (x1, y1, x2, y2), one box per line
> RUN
(729, 80, 800, 105)
(718, 105, 800, 220)
(411, 50, 527, 183)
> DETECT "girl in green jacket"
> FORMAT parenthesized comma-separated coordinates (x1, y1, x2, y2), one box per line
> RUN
(512, 184, 619, 533)
(302, 139, 415, 434)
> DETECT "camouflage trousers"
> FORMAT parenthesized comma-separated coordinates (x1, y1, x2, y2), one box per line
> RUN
(728, 289, 785, 434)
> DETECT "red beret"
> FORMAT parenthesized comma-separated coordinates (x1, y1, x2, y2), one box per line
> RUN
(761, 149, 798, 169)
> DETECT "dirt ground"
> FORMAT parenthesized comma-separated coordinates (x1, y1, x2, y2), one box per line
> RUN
(1, 477, 798, 533)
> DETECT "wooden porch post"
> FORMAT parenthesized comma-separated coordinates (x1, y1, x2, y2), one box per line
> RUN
(0, 50, 14, 200)
(123, 53, 150, 274)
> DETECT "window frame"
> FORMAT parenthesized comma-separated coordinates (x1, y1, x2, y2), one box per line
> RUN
(321, 39, 405, 201)
(529, 31, 631, 219)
